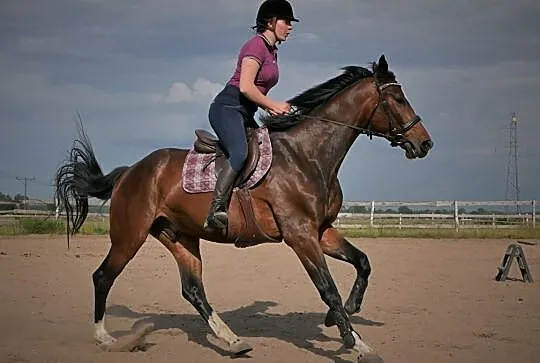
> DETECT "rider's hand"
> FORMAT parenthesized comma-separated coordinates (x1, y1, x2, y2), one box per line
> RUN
(267, 101, 291, 116)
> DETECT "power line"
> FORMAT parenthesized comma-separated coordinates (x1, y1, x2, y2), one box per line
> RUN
(16, 176, 36, 210)
(0, 170, 17, 179)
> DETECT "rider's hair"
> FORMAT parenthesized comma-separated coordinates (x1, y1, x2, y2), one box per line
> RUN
(252, 17, 274, 33)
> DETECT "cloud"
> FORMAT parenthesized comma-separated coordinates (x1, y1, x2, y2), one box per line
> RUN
(294, 32, 319, 43)
(157, 78, 223, 104)
(0, 69, 158, 111)
(1, 0, 539, 201)
(17, 36, 64, 53)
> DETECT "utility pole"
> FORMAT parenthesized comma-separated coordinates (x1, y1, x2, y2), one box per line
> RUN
(16, 176, 35, 210)
(505, 112, 520, 213)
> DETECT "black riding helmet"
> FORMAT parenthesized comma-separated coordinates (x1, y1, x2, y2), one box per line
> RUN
(255, 0, 299, 26)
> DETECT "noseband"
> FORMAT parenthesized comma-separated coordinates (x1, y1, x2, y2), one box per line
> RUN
(294, 79, 423, 147)
(367, 81, 422, 146)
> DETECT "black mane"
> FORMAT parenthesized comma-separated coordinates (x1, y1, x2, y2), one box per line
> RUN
(259, 65, 377, 131)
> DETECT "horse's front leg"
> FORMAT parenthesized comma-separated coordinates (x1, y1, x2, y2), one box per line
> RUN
(283, 225, 379, 360)
(320, 227, 371, 327)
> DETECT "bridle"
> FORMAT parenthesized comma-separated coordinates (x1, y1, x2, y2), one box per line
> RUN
(293, 78, 423, 147)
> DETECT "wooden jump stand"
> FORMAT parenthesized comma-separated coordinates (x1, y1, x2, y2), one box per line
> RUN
(495, 242, 534, 283)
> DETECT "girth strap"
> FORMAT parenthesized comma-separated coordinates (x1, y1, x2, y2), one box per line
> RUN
(231, 188, 281, 247)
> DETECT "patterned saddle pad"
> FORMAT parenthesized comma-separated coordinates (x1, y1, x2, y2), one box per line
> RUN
(182, 127, 272, 193)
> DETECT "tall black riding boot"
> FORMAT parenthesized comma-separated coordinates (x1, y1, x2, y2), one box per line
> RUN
(203, 161, 239, 233)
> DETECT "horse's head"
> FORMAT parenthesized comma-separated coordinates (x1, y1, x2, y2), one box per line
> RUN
(259, 56, 433, 159)
(362, 55, 433, 159)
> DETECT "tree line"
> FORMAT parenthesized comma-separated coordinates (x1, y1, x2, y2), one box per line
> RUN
(0, 192, 30, 210)
(0, 192, 109, 214)
(0, 192, 28, 203)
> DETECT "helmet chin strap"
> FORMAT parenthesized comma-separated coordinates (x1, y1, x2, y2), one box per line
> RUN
(260, 31, 278, 47)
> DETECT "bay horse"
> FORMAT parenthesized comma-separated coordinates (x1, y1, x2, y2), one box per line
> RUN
(55, 55, 432, 362)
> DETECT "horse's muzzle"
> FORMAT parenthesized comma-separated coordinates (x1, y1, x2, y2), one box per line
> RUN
(402, 139, 433, 159)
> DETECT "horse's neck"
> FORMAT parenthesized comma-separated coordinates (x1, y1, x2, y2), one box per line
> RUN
(283, 98, 371, 183)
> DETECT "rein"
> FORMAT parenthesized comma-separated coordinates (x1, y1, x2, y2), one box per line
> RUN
(291, 80, 422, 146)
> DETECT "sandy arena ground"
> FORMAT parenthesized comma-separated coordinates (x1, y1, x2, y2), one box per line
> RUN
(1, 235, 539, 363)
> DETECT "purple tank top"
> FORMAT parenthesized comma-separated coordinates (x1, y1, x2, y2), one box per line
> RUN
(227, 34, 279, 96)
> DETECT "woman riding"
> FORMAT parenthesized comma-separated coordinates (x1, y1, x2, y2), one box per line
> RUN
(204, 0, 299, 233)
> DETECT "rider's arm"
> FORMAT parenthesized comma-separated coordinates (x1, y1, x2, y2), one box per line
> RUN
(238, 57, 275, 110)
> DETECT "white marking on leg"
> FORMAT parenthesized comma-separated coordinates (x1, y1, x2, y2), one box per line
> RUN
(94, 316, 116, 345)
(208, 312, 240, 345)
(352, 330, 374, 355)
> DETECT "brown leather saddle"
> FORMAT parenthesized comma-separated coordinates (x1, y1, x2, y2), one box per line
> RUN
(192, 124, 280, 246)
(193, 127, 261, 188)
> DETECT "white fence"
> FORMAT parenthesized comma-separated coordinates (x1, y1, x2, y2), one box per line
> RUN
(1, 200, 537, 230)
(0, 208, 108, 226)
(337, 200, 537, 230)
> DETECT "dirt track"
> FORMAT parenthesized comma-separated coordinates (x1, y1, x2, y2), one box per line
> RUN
(1, 235, 539, 363)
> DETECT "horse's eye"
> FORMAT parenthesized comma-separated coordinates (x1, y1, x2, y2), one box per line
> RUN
(395, 96, 405, 104)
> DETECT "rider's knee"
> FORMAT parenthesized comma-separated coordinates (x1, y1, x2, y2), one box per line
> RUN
(230, 152, 247, 171)
(237, 147, 248, 163)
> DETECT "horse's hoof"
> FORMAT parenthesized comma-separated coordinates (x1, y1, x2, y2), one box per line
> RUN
(230, 339, 253, 356)
(324, 310, 336, 327)
(206, 334, 252, 356)
(344, 333, 356, 349)
(101, 323, 154, 352)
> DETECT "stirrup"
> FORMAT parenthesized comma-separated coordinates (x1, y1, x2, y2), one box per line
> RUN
(204, 211, 228, 232)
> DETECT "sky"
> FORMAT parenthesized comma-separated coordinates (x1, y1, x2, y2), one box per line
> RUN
(1, 0, 539, 204)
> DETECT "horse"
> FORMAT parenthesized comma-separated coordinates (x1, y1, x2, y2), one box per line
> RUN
(55, 55, 433, 362)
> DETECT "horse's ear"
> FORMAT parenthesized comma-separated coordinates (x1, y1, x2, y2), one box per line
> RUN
(378, 54, 388, 74)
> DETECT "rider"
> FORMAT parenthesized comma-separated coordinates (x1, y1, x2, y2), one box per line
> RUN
(204, 0, 299, 233)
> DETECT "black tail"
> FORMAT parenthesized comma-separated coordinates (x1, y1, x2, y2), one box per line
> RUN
(55, 125, 128, 243)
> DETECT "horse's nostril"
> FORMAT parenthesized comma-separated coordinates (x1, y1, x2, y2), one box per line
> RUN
(421, 140, 433, 152)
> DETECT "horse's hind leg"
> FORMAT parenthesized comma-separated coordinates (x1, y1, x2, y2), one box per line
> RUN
(320, 227, 371, 326)
(93, 232, 148, 349)
(157, 234, 252, 356)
